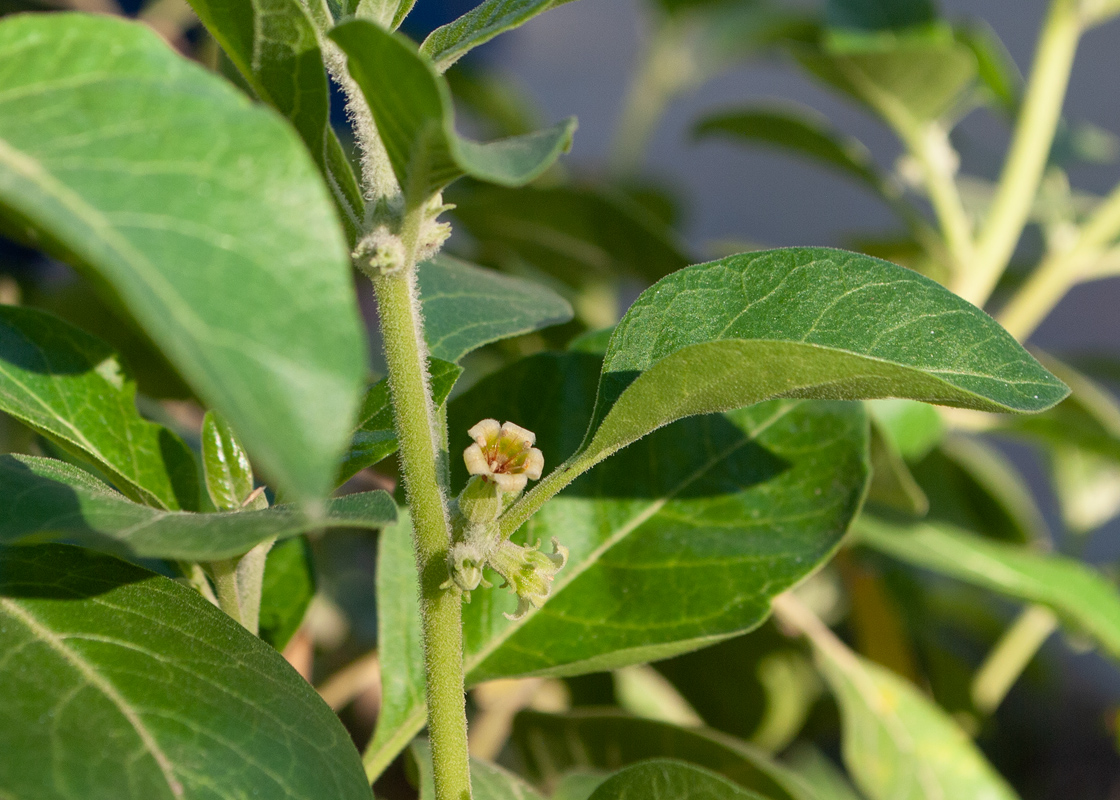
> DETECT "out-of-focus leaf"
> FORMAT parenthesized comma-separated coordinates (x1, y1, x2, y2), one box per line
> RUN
(259, 536, 316, 650)
(807, 626, 1018, 800)
(0, 14, 368, 507)
(826, 0, 936, 32)
(185, 0, 364, 238)
(910, 437, 1047, 543)
(866, 399, 943, 461)
(653, 622, 808, 745)
(854, 516, 1120, 662)
(782, 746, 863, 800)
(330, 20, 576, 204)
(1051, 446, 1120, 533)
(0, 544, 374, 800)
(0, 305, 197, 510)
(512, 711, 822, 800)
(447, 67, 543, 138)
(338, 358, 461, 486)
(613, 664, 703, 728)
(0, 454, 395, 561)
(694, 104, 883, 191)
(794, 31, 976, 123)
(421, 0, 581, 73)
(419, 254, 573, 363)
(410, 739, 545, 800)
(364, 351, 869, 778)
(867, 422, 929, 516)
(552, 772, 609, 800)
(451, 184, 690, 286)
(955, 21, 1021, 114)
(587, 761, 770, 800)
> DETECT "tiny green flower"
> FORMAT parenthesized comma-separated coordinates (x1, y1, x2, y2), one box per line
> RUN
(487, 537, 569, 620)
(463, 419, 544, 494)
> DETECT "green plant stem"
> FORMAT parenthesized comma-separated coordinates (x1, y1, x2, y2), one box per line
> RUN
(896, 120, 974, 272)
(372, 233, 470, 800)
(609, 15, 699, 175)
(972, 604, 1058, 714)
(210, 558, 243, 627)
(498, 449, 604, 540)
(958, 0, 1082, 307)
(999, 183, 1120, 339)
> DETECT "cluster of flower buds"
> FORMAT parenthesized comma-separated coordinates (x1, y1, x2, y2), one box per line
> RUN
(444, 419, 566, 620)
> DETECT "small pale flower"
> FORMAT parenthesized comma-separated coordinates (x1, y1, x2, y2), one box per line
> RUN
(487, 537, 568, 620)
(463, 419, 544, 494)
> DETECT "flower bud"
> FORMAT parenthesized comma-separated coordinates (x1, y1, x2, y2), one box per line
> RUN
(487, 537, 569, 620)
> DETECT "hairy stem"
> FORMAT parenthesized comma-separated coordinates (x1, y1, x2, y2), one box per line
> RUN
(957, 0, 1082, 307)
(210, 558, 243, 627)
(972, 604, 1058, 714)
(373, 235, 470, 799)
(999, 183, 1120, 339)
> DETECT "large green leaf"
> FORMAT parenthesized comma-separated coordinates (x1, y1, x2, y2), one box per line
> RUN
(804, 620, 1017, 800)
(0, 304, 197, 510)
(0, 14, 367, 507)
(411, 739, 545, 800)
(587, 761, 769, 800)
(0, 454, 395, 561)
(451, 184, 690, 286)
(185, 0, 364, 238)
(573, 248, 1065, 489)
(329, 20, 576, 204)
(853, 516, 1120, 661)
(0, 544, 372, 800)
(694, 105, 882, 191)
(364, 352, 869, 777)
(421, 0, 580, 72)
(512, 711, 822, 800)
(419, 254, 573, 362)
(338, 358, 461, 486)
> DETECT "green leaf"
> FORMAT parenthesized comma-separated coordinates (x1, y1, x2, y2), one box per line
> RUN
(0, 14, 368, 507)
(587, 761, 770, 800)
(364, 352, 869, 777)
(694, 104, 883, 191)
(866, 399, 943, 460)
(0, 544, 373, 800)
(806, 622, 1018, 800)
(185, 0, 364, 238)
(512, 711, 823, 800)
(914, 436, 1047, 543)
(782, 746, 863, 800)
(452, 184, 689, 286)
(329, 20, 576, 204)
(338, 358, 461, 486)
(201, 410, 258, 511)
(421, 0, 579, 72)
(853, 516, 1120, 662)
(955, 21, 1021, 114)
(581, 248, 1066, 476)
(866, 421, 929, 516)
(259, 536, 316, 650)
(826, 0, 936, 33)
(0, 304, 197, 510)
(794, 32, 976, 123)
(410, 739, 545, 800)
(419, 254, 574, 362)
(0, 454, 395, 561)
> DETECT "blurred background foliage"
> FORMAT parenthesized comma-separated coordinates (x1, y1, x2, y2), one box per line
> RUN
(4, 0, 1120, 797)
